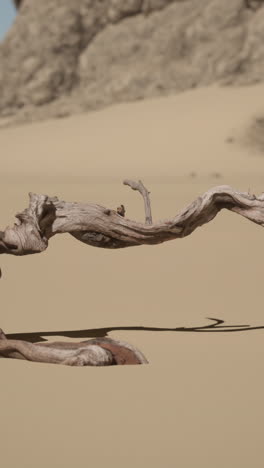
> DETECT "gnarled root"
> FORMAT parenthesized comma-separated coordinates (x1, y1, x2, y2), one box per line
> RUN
(1, 181, 264, 265)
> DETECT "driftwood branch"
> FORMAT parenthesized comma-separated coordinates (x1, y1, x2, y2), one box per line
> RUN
(0, 329, 148, 366)
(1, 181, 264, 260)
(2, 317, 262, 367)
(124, 179, 152, 224)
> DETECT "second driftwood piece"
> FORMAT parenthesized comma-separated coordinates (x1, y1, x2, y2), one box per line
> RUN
(0, 329, 148, 366)
(1, 180, 264, 258)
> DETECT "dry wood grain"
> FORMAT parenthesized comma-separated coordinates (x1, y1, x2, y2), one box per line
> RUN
(0, 329, 148, 366)
(0, 181, 263, 259)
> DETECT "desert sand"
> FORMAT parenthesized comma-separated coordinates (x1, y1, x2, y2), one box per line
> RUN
(1, 85, 264, 467)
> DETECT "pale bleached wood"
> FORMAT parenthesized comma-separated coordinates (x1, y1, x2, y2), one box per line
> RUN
(123, 179, 152, 224)
(0, 182, 264, 258)
(0, 329, 148, 366)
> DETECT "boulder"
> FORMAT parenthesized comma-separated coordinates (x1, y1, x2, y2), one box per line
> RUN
(1, 0, 264, 124)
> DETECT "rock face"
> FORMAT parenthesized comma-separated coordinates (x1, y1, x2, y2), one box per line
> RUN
(1, 0, 264, 124)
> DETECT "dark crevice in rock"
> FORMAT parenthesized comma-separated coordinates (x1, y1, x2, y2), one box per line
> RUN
(244, 0, 264, 11)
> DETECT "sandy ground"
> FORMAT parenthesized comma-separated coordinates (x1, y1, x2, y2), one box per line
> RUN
(1, 85, 264, 467)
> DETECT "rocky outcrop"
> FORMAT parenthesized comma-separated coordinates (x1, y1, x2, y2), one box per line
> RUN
(1, 0, 264, 125)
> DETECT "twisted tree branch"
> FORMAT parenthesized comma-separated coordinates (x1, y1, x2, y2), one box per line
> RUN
(0, 182, 264, 261)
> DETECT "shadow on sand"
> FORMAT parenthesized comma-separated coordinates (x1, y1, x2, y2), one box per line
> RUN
(5, 318, 264, 343)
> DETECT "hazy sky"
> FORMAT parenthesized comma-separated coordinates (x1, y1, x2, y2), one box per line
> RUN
(0, 1, 16, 40)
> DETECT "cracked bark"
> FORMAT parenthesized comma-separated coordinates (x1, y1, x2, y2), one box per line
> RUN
(1, 181, 264, 262)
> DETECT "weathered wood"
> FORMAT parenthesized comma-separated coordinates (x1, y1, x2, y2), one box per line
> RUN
(1, 181, 264, 258)
(124, 179, 152, 224)
(0, 329, 148, 366)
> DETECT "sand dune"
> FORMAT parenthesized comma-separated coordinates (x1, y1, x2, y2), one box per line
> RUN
(1, 85, 264, 468)
(1, 84, 264, 179)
